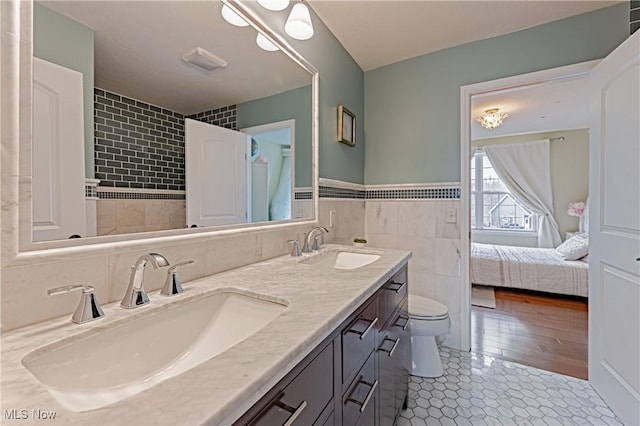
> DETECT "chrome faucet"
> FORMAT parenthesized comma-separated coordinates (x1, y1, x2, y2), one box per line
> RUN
(121, 253, 169, 309)
(302, 226, 329, 253)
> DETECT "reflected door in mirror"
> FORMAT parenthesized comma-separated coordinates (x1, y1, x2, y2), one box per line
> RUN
(185, 119, 249, 227)
(33, 58, 87, 241)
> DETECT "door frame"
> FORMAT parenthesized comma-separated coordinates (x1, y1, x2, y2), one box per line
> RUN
(458, 60, 599, 352)
(241, 119, 296, 222)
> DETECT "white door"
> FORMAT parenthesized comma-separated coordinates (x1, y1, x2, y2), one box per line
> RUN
(185, 119, 248, 227)
(32, 58, 86, 241)
(589, 31, 640, 426)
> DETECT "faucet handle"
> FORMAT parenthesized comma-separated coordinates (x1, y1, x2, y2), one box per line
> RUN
(312, 235, 323, 251)
(288, 240, 302, 257)
(161, 260, 194, 296)
(48, 284, 105, 324)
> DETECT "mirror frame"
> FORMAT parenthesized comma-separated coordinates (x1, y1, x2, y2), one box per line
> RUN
(1, 0, 319, 264)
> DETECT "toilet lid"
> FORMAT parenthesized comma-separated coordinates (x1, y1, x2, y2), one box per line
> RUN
(409, 295, 449, 318)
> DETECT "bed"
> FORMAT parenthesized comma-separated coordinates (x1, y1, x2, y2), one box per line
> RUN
(471, 242, 589, 297)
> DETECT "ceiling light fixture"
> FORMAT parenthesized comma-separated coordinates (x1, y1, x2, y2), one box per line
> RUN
(221, 4, 249, 27)
(285, 2, 314, 40)
(256, 33, 279, 52)
(477, 108, 509, 130)
(182, 47, 228, 72)
(257, 0, 290, 11)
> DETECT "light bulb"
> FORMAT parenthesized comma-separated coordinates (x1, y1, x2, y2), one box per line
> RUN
(285, 3, 314, 40)
(221, 4, 248, 27)
(257, 0, 290, 11)
(256, 33, 279, 52)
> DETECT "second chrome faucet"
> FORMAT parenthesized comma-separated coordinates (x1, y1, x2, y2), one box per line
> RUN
(121, 253, 170, 309)
(302, 226, 329, 254)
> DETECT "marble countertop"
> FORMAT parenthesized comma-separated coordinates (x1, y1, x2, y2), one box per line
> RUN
(1, 245, 411, 425)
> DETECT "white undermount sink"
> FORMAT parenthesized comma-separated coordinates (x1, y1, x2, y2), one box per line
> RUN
(21, 290, 287, 412)
(301, 250, 382, 270)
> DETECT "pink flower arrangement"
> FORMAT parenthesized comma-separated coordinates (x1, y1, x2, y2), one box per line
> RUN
(567, 201, 585, 217)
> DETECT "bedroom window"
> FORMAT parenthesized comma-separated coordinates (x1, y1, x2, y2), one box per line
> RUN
(471, 152, 536, 232)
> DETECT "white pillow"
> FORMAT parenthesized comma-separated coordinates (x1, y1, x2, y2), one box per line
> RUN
(556, 233, 589, 260)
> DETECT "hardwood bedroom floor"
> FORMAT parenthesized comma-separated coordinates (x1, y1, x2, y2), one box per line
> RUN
(471, 287, 589, 379)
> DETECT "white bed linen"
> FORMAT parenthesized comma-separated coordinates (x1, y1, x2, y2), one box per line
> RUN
(471, 243, 588, 297)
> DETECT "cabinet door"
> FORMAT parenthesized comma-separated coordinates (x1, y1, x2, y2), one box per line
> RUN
(342, 299, 378, 393)
(394, 298, 410, 416)
(247, 343, 333, 426)
(378, 326, 399, 426)
(379, 268, 408, 328)
(343, 352, 377, 426)
(321, 411, 334, 426)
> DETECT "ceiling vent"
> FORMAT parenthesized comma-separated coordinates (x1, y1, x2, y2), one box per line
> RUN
(182, 47, 228, 72)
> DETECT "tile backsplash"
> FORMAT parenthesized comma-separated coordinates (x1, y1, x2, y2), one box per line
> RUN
(318, 179, 464, 350)
(93, 88, 237, 191)
(1, 225, 305, 330)
(365, 199, 463, 350)
(187, 106, 237, 130)
(94, 89, 186, 190)
(3, 175, 463, 351)
(1, 194, 366, 331)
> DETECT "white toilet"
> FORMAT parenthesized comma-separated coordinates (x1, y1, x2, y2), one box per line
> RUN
(408, 294, 451, 378)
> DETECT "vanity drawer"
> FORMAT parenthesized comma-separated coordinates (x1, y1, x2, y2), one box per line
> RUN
(342, 352, 376, 426)
(341, 299, 378, 391)
(245, 342, 334, 426)
(379, 267, 408, 328)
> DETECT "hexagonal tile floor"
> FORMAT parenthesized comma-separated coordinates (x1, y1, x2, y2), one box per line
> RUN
(399, 346, 621, 426)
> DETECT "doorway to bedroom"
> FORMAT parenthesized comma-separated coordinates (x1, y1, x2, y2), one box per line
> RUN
(463, 65, 592, 379)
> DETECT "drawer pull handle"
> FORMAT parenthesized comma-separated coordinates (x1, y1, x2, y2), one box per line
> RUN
(394, 315, 409, 331)
(347, 317, 379, 340)
(378, 337, 400, 357)
(274, 399, 307, 426)
(250, 393, 306, 426)
(386, 281, 406, 293)
(346, 379, 378, 413)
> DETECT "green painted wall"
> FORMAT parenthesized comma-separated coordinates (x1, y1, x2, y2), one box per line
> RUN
(241, 3, 365, 184)
(33, 3, 94, 178)
(238, 86, 311, 187)
(364, 4, 629, 184)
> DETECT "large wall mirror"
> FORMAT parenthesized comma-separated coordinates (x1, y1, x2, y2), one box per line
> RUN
(30, 0, 316, 243)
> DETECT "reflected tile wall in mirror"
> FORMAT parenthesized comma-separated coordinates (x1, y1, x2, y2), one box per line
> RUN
(32, 0, 314, 242)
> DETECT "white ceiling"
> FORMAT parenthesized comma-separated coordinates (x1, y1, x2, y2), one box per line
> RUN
(307, 0, 622, 72)
(306, 1, 612, 139)
(471, 75, 590, 140)
(39, 1, 311, 115)
(39, 1, 617, 135)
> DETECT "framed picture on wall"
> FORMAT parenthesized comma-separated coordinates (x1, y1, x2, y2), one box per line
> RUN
(338, 105, 356, 147)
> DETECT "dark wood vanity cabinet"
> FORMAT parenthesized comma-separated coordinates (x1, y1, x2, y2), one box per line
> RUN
(378, 267, 409, 426)
(378, 298, 409, 426)
(235, 264, 409, 426)
(241, 342, 335, 426)
(341, 298, 378, 394)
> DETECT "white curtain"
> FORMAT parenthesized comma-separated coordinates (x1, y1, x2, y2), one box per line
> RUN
(483, 140, 562, 248)
(270, 148, 292, 221)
